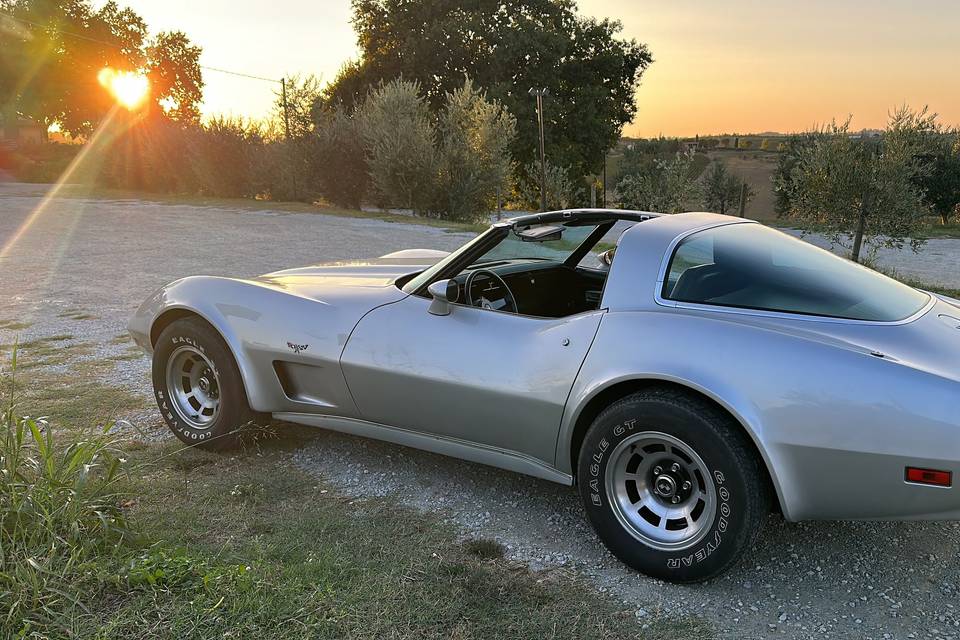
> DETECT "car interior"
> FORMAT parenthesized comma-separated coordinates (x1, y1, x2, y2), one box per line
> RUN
(400, 215, 635, 319)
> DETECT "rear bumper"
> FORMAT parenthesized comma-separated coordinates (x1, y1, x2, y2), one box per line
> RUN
(775, 443, 960, 521)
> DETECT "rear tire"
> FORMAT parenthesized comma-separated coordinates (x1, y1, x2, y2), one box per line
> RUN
(152, 317, 261, 450)
(577, 387, 769, 583)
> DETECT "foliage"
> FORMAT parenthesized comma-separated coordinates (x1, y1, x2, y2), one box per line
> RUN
(0, 346, 130, 637)
(323, 0, 652, 190)
(615, 151, 701, 213)
(313, 105, 369, 209)
(514, 160, 576, 211)
(0, 0, 204, 135)
(277, 74, 322, 140)
(702, 160, 753, 215)
(775, 107, 937, 262)
(359, 78, 437, 212)
(434, 79, 516, 221)
(190, 116, 267, 198)
(916, 130, 960, 224)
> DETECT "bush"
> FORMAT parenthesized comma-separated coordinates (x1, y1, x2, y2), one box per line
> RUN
(513, 161, 576, 211)
(0, 346, 129, 637)
(314, 105, 368, 209)
(615, 152, 701, 213)
(190, 117, 266, 198)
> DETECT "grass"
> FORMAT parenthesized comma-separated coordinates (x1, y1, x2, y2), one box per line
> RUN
(0, 319, 32, 331)
(0, 342, 704, 639)
(58, 309, 100, 321)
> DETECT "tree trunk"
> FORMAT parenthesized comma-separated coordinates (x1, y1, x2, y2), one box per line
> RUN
(943, 211, 952, 226)
(851, 197, 870, 263)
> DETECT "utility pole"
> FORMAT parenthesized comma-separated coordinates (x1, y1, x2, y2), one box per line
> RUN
(528, 87, 549, 212)
(602, 152, 607, 208)
(281, 77, 298, 200)
(737, 182, 748, 218)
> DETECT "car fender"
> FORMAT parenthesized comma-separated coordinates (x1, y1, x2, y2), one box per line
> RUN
(557, 310, 960, 521)
(130, 275, 403, 415)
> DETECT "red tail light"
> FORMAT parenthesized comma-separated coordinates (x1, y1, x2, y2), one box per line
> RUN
(905, 467, 952, 487)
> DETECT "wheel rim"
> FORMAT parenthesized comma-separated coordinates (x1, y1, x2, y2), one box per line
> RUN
(164, 345, 221, 429)
(604, 431, 717, 551)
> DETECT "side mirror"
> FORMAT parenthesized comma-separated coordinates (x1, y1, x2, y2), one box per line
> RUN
(427, 279, 460, 316)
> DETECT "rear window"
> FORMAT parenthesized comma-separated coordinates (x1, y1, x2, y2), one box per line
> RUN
(662, 224, 929, 322)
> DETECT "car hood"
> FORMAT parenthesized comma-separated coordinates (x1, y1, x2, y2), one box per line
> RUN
(249, 249, 447, 305)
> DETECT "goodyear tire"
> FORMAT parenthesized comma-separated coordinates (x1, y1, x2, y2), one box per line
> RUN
(577, 387, 769, 583)
(152, 317, 261, 450)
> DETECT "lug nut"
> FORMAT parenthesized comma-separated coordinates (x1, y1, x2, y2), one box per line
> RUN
(682, 481, 692, 491)
(671, 496, 680, 504)
(653, 466, 662, 475)
(670, 463, 680, 473)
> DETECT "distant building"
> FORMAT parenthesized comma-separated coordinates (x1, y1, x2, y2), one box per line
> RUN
(0, 113, 47, 147)
(681, 140, 700, 154)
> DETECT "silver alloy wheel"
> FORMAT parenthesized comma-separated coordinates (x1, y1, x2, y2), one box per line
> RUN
(164, 345, 221, 429)
(604, 431, 717, 551)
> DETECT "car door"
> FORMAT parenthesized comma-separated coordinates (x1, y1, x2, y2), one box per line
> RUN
(339, 294, 604, 466)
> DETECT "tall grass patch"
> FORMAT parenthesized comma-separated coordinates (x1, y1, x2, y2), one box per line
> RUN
(1, 346, 131, 637)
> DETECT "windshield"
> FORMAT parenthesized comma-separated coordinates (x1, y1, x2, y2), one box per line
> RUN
(401, 222, 602, 295)
(663, 223, 930, 322)
(469, 224, 599, 266)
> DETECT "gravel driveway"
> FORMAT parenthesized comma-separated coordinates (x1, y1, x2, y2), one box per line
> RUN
(2, 181, 960, 640)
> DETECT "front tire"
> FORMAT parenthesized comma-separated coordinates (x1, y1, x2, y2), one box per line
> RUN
(152, 317, 260, 450)
(577, 388, 769, 583)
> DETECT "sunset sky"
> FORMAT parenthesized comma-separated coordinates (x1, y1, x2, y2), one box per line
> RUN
(110, 0, 960, 137)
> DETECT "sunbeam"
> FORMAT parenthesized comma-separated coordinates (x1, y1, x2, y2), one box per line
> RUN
(0, 105, 123, 262)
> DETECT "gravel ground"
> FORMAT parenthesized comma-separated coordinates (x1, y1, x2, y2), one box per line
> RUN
(2, 181, 960, 639)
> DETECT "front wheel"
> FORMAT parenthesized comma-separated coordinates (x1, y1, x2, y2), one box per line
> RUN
(577, 388, 769, 583)
(152, 317, 261, 450)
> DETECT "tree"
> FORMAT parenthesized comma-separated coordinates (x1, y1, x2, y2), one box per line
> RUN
(435, 79, 516, 221)
(703, 160, 752, 215)
(322, 0, 652, 190)
(615, 151, 700, 213)
(359, 79, 436, 212)
(146, 31, 202, 124)
(0, 0, 203, 135)
(776, 108, 936, 263)
(313, 106, 369, 209)
(515, 160, 575, 210)
(916, 131, 960, 225)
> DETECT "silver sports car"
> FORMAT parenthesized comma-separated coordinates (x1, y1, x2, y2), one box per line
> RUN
(129, 209, 960, 582)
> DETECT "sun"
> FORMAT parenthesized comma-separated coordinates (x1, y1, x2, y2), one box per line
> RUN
(98, 67, 150, 110)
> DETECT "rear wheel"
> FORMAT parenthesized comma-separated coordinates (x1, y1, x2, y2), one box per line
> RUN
(577, 387, 769, 583)
(152, 317, 261, 450)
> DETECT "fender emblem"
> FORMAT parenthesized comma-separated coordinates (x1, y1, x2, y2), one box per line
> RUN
(286, 341, 309, 354)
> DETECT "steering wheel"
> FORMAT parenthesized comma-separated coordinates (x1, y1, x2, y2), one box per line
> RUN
(465, 268, 518, 314)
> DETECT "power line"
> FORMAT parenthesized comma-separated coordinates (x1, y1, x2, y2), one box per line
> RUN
(0, 12, 283, 84)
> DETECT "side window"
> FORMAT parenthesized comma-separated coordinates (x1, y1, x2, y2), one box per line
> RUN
(664, 233, 714, 297)
(661, 223, 930, 322)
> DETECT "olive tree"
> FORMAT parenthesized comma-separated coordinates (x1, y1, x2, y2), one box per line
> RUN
(514, 161, 576, 211)
(615, 151, 700, 214)
(702, 160, 752, 215)
(776, 108, 936, 262)
(917, 131, 960, 225)
(359, 79, 436, 212)
(435, 79, 516, 221)
(313, 105, 369, 209)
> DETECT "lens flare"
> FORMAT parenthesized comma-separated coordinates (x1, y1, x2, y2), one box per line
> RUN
(98, 67, 150, 110)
